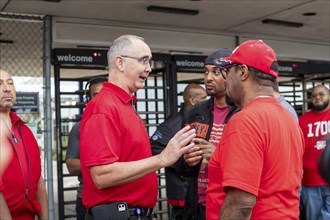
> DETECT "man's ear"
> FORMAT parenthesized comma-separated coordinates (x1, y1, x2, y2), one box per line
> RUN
(115, 56, 124, 72)
(240, 65, 249, 80)
(189, 97, 195, 106)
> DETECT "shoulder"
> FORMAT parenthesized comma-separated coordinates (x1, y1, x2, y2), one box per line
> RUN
(163, 112, 182, 126)
(186, 98, 212, 116)
(299, 110, 314, 121)
(69, 122, 81, 134)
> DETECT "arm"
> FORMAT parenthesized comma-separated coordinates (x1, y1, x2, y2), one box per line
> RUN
(0, 193, 12, 219)
(91, 126, 196, 189)
(66, 158, 81, 175)
(37, 176, 48, 220)
(219, 187, 256, 220)
(65, 123, 81, 175)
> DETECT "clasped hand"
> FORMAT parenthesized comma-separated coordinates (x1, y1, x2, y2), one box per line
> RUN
(183, 137, 215, 167)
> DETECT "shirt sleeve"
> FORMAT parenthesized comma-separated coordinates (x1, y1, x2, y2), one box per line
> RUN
(65, 122, 80, 160)
(80, 113, 121, 168)
(0, 177, 4, 192)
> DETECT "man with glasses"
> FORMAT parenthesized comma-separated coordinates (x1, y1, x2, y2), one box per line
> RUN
(174, 49, 238, 220)
(150, 83, 207, 220)
(206, 40, 304, 219)
(299, 84, 330, 220)
(80, 35, 196, 220)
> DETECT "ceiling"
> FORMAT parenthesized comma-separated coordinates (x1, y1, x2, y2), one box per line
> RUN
(1, 0, 329, 47)
(0, 0, 329, 81)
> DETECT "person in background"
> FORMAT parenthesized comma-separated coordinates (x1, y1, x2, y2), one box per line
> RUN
(273, 82, 299, 122)
(0, 118, 12, 219)
(206, 40, 304, 219)
(0, 68, 48, 220)
(299, 84, 330, 220)
(174, 48, 238, 220)
(150, 83, 207, 220)
(319, 136, 330, 186)
(80, 35, 196, 220)
(65, 76, 107, 220)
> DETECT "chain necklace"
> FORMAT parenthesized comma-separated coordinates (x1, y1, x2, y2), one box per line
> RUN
(2, 118, 18, 144)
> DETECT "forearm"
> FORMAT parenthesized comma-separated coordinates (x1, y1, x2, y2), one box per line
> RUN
(219, 187, 255, 220)
(37, 176, 48, 220)
(91, 125, 196, 189)
(0, 193, 12, 219)
(91, 154, 166, 189)
(66, 158, 81, 175)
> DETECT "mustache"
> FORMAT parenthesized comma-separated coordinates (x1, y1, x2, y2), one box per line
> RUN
(1, 95, 13, 99)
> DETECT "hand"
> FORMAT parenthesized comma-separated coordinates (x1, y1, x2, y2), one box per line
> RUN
(194, 137, 215, 162)
(160, 126, 196, 167)
(183, 145, 203, 167)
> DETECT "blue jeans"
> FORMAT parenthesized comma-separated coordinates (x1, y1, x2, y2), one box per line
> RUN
(301, 185, 330, 220)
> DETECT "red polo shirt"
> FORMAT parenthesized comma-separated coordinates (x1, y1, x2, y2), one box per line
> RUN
(80, 82, 158, 209)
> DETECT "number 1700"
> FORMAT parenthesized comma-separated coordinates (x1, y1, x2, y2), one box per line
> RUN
(307, 120, 330, 137)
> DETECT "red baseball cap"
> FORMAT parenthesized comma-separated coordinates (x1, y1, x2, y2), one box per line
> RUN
(221, 40, 279, 78)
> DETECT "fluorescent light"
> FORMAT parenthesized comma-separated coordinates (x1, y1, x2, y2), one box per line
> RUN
(147, 5, 199, 16)
(262, 19, 303, 28)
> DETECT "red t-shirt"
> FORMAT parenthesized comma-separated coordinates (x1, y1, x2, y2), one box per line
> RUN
(80, 82, 158, 209)
(207, 97, 304, 220)
(299, 108, 330, 186)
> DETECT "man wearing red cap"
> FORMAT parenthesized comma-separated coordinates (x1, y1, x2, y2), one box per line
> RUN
(206, 40, 304, 219)
(175, 49, 238, 220)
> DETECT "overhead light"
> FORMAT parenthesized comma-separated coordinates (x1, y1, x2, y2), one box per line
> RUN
(42, 0, 62, 2)
(147, 5, 199, 16)
(262, 19, 303, 28)
(0, 40, 14, 44)
(303, 12, 316, 16)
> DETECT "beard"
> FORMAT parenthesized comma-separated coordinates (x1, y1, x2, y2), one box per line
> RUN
(225, 93, 235, 106)
(312, 99, 329, 112)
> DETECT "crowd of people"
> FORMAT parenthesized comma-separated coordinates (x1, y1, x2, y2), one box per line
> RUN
(0, 35, 329, 220)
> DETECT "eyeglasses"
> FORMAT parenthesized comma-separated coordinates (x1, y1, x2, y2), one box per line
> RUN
(311, 92, 326, 100)
(219, 64, 238, 79)
(121, 55, 154, 68)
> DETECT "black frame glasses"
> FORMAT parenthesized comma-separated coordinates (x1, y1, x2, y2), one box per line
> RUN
(311, 92, 326, 100)
(121, 55, 154, 68)
(219, 64, 238, 79)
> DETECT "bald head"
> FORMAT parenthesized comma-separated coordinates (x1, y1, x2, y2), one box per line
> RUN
(183, 83, 207, 110)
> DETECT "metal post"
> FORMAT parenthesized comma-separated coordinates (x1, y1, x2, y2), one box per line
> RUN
(43, 15, 55, 220)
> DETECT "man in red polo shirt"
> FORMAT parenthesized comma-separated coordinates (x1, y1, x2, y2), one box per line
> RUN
(80, 35, 196, 219)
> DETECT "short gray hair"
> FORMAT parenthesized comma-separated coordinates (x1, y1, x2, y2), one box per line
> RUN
(107, 35, 144, 70)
